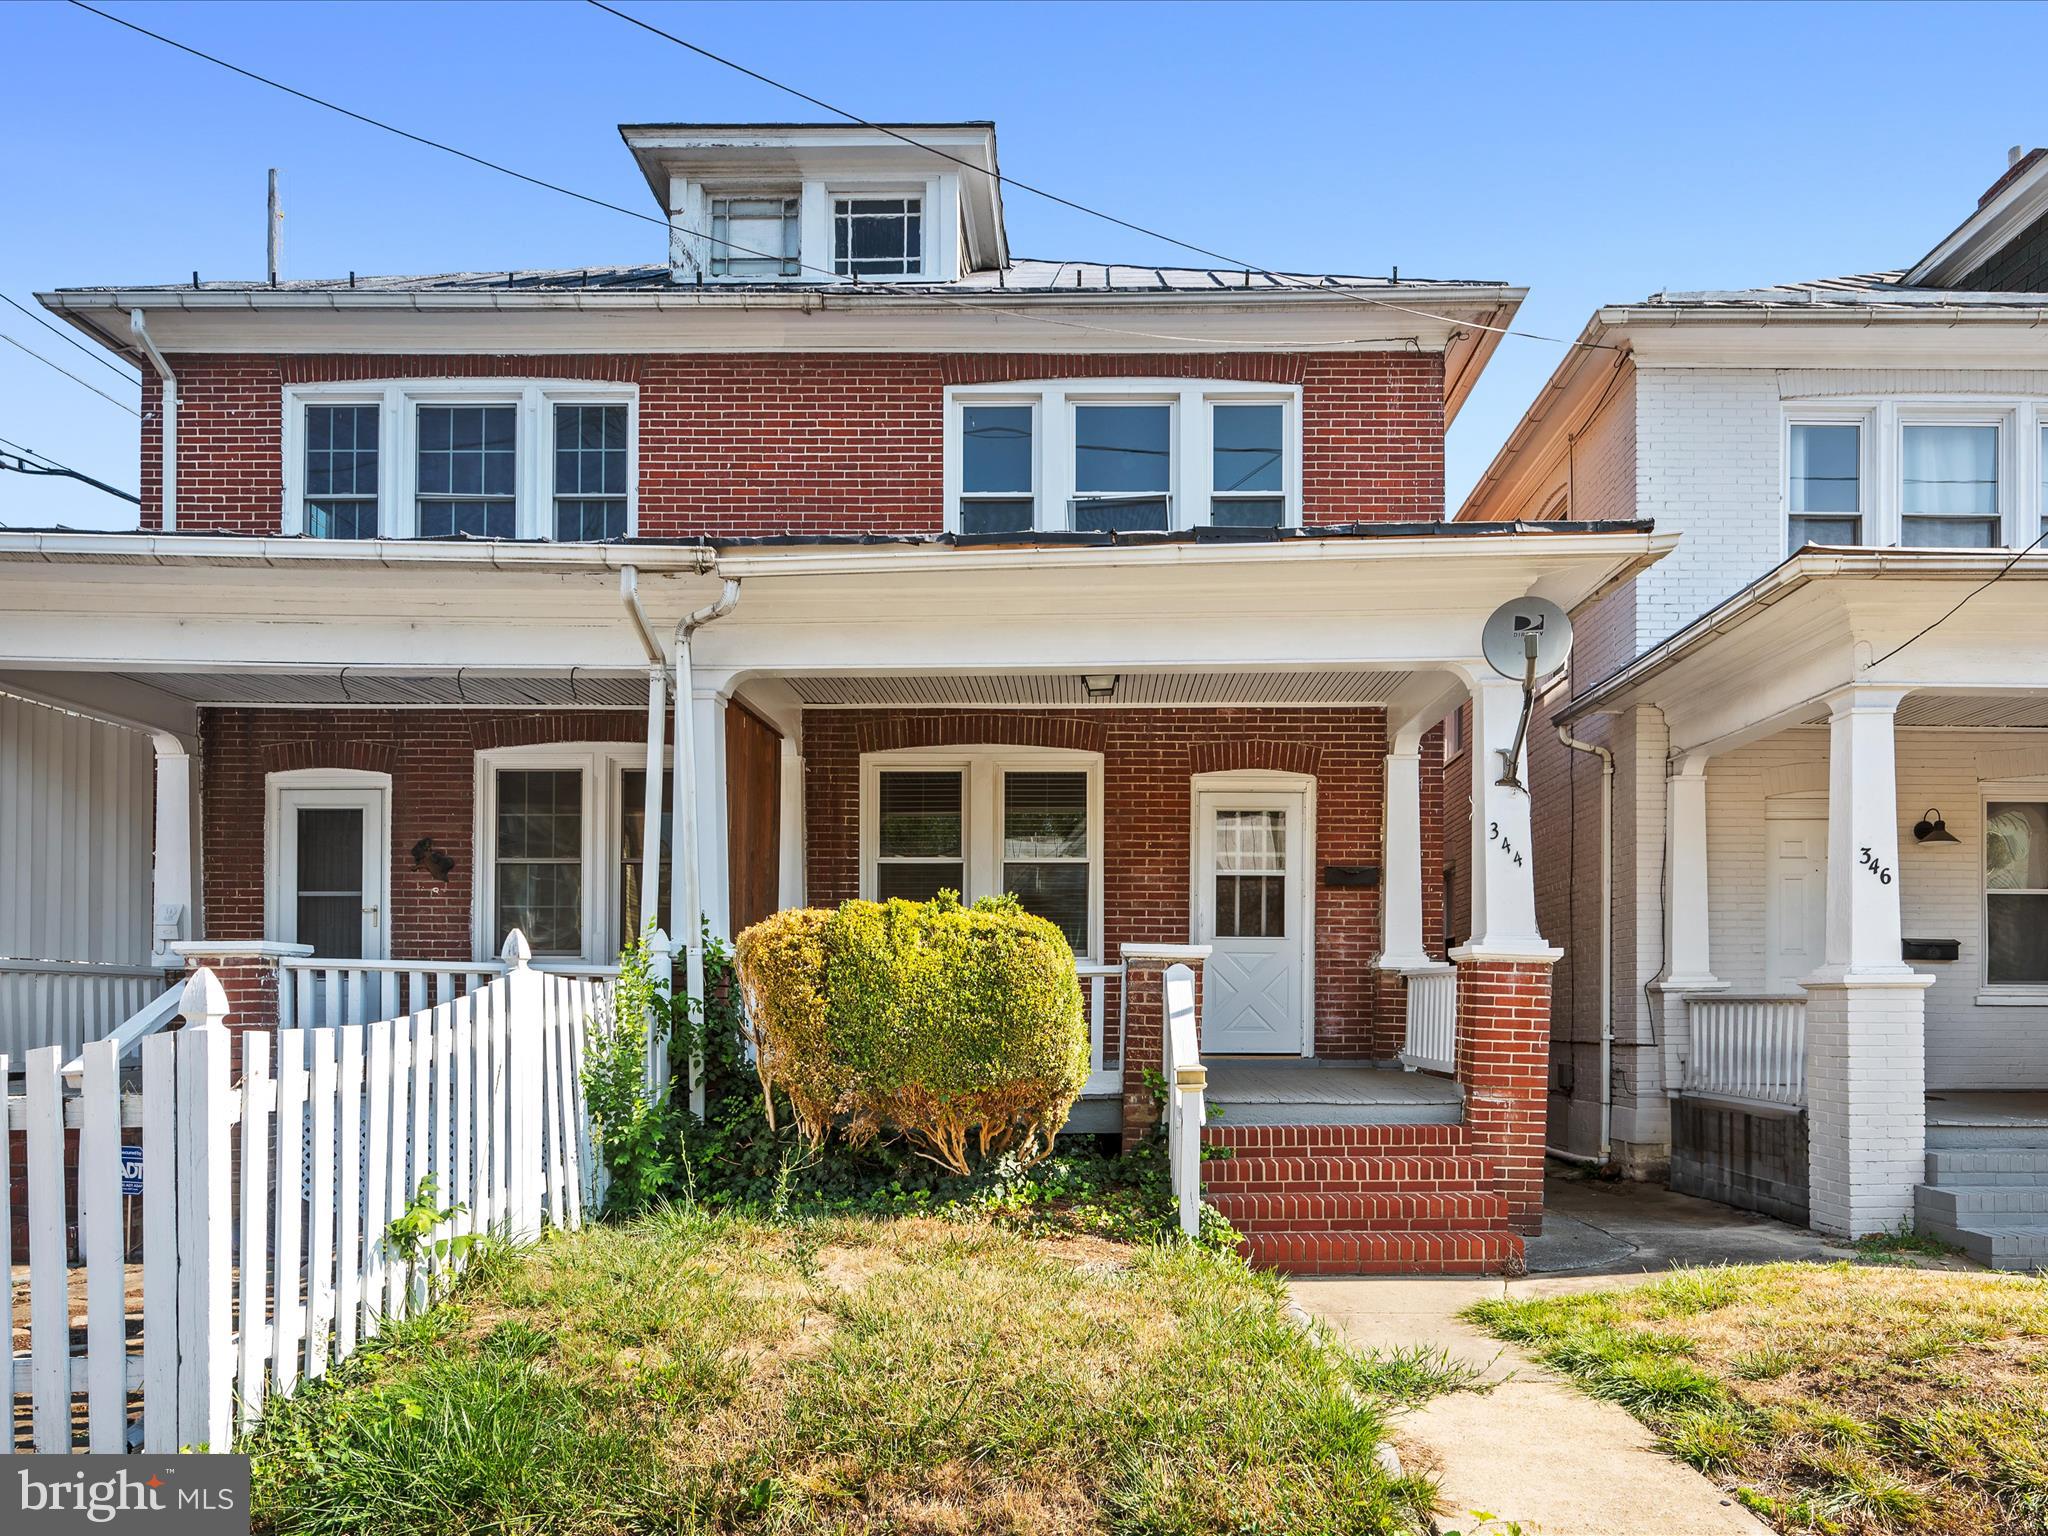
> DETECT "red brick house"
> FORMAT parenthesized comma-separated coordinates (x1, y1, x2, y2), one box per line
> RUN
(8, 122, 1668, 1272)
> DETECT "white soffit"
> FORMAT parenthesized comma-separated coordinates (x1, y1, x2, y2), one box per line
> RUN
(117, 671, 649, 708)
(1799, 691, 2048, 731)
(784, 670, 1415, 708)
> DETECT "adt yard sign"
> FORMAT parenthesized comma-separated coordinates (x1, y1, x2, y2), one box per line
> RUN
(121, 1144, 142, 1196)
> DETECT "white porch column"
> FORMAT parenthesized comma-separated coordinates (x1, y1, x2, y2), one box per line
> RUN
(778, 733, 806, 908)
(1376, 724, 1431, 971)
(638, 664, 668, 944)
(1803, 685, 1932, 1237)
(1459, 674, 1554, 960)
(689, 689, 732, 945)
(1662, 754, 1720, 990)
(150, 732, 195, 960)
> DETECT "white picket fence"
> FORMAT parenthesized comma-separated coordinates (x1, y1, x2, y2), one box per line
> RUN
(3, 930, 603, 1453)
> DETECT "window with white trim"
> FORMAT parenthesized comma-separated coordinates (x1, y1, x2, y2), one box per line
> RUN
(1986, 798, 2048, 987)
(1787, 422, 1861, 552)
(710, 194, 800, 278)
(284, 381, 637, 541)
(1901, 421, 2000, 547)
(945, 380, 1299, 534)
(833, 194, 923, 277)
(475, 746, 673, 962)
(861, 748, 1102, 958)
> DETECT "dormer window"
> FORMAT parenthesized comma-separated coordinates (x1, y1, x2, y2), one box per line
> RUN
(710, 194, 800, 278)
(834, 195, 923, 277)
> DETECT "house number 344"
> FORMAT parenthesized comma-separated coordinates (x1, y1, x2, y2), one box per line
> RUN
(1858, 846, 1893, 885)
(1489, 821, 1525, 868)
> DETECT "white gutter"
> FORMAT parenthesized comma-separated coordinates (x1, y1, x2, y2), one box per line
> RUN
(1555, 722, 1614, 1164)
(669, 578, 742, 1118)
(0, 529, 719, 574)
(129, 310, 176, 530)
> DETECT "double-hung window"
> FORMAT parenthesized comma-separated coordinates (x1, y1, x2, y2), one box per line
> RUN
(947, 380, 1298, 534)
(710, 194, 801, 278)
(1787, 422, 1862, 552)
(493, 768, 585, 956)
(1986, 799, 2048, 987)
(286, 382, 636, 540)
(864, 750, 1101, 958)
(1901, 422, 2000, 547)
(833, 195, 923, 277)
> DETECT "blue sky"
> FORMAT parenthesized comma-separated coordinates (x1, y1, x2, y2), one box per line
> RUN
(2, 0, 2043, 529)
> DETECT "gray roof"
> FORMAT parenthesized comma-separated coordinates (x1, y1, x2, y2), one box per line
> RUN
(54, 256, 1502, 297)
(1643, 269, 2048, 309)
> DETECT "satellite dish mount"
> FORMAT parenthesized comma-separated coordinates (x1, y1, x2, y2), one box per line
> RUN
(1479, 597, 1574, 794)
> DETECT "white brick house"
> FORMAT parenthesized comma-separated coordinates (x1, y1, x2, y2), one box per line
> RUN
(1457, 148, 2048, 1263)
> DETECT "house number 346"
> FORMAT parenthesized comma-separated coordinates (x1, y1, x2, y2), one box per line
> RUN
(1858, 846, 1893, 885)
(1489, 821, 1525, 868)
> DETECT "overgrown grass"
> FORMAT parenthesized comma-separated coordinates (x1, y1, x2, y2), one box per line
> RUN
(1467, 1263, 2048, 1535)
(248, 1208, 1453, 1534)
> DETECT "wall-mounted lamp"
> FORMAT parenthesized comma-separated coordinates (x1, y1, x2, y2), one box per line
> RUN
(1912, 809, 1959, 845)
(1081, 674, 1119, 699)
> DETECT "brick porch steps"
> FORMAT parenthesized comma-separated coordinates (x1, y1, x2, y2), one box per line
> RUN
(1202, 1123, 1522, 1275)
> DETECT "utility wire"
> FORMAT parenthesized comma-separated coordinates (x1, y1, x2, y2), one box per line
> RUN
(65, 1, 1410, 352)
(0, 292, 140, 382)
(0, 451, 141, 505)
(1863, 527, 2048, 671)
(0, 431, 141, 503)
(584, 0, 1611, 351)
(0, 334, 140, 415)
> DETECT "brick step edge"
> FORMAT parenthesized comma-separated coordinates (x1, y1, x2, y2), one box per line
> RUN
(1203, 1123, 1469, 1152)
(1203, 1154, 1492, 1192)
(1239, 1228, 1523, 1276)
(1210, 1190, 1510, 1232)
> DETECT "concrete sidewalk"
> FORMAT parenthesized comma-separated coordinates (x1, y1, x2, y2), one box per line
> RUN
(1293, 1176, 1849, 1534)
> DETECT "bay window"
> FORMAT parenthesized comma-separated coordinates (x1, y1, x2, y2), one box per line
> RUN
(862, 749, 1102, 958)
(285, 381, 636, 540)
(946, 380, 1298, 534)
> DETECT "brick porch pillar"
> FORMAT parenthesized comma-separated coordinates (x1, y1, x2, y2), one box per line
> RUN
(1119, 944, 1209, 1151)
(169, 941, 312, 1044)
(1452, 956, 1555, 1233)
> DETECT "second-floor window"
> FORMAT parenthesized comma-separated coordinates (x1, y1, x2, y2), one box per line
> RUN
(946, 380, 1300, 535)
(1788, 422, 1861, 551)
(284, 382, 636, 541)
(1901, 423, 1999, 547)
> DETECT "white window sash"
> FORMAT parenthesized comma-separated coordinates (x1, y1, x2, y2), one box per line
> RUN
(1980, 786, 2048, 995)
(283, 380, 638, 540)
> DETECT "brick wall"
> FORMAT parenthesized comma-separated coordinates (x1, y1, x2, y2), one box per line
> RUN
(1453, 958, 1553, 1232)
(141, 350, 1445, 535)
(801, 706, 1437, 1060)
(200, 707, 643, 959)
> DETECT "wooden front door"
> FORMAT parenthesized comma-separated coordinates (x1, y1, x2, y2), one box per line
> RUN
(726, 703, 783, 935)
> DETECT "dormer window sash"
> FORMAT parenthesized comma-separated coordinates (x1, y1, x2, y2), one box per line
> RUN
(708, 193, 801, 279)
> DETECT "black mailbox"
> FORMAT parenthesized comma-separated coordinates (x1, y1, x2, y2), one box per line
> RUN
(1322, 865, 1380, 889)
(1902, 938, 1960, 963)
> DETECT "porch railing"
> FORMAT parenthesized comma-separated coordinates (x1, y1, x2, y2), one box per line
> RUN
(1161, 963, 1205, 1238)
(1078, 960, 1119, 1096)
(279, 956, 621, 1030)
(1399, 965, 1457, 1075)
(1681, 995, 1806, 1109)
(0, 958, 169, 1065)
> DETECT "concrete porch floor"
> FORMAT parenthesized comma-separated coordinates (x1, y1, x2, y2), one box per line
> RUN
(1926, 1090, 2048, 1143)
(1203, 1058, 1462, 1126)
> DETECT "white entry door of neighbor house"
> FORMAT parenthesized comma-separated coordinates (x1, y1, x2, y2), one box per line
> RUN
(1195, 788, 1309, 1054)
(1764, 812, 1828, 992)
(272, 785, 390, 959)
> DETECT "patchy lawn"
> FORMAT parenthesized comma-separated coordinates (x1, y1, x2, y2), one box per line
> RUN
(1467, 1263, 2048, 1536)
(247, 1208, 1460, 1535)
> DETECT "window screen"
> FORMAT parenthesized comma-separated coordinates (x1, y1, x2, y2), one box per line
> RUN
(1002, 771, 1089, 953)
(305, 404, 380, 539)
(875, 771, 964, 902)
(417, 404, 516, 539)
(494, 769, 583, 955)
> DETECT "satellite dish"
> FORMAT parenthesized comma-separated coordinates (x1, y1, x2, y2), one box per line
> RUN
(1481, 597, 1573, 683)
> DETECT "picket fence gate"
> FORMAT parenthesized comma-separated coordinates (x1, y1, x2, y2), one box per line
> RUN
(2, 930, 606, 1454)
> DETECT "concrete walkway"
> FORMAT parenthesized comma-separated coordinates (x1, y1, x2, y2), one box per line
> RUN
(1295, 1175, 1850, 1535)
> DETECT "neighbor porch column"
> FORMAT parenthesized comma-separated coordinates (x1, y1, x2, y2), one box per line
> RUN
(1450, 673, 1560, 1234)
(1650, 752, 1725, 1121)
(1803, 686, 1932, 1238)
(150, 732, 196, 961)
(1376, 721, 1450, 1059)
(638, 664, 668, 946)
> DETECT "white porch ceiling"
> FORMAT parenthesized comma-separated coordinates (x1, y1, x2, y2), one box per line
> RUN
(783, 670, 1419, 709)
(1798, 691, 2048, 731)
(112, 671, 649, 708)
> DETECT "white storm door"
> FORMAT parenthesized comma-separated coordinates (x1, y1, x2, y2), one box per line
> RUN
(275, 787, 389, 959)
(1764, 815, 1827, 992)
(1195, 790, 1307, 1054)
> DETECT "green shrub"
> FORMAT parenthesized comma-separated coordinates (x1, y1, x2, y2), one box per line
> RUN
(734, 892, 1090, 1173)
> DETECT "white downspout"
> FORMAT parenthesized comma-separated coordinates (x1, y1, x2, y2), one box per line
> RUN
(619, 566, 669, 952)
(1556, 722, 1614, 1165)
(129, 310, 177, 531)
(670, 579, 742, 1117)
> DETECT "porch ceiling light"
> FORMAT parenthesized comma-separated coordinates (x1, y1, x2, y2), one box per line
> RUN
(1081, 674, 1119, 699)
(1912, 808, 1959, 845)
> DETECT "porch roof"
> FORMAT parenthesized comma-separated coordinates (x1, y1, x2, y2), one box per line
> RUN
(1560, 548, 2048, 755)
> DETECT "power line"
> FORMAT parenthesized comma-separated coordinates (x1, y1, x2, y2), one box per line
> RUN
(0, 291, 140, 382)
(1864, 528, 2048, 671)
(63, 2, 1409, 354)
(583, 0, 1610, 351)
(0, 334, 140, 416)
(0, 452, 141, 506)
